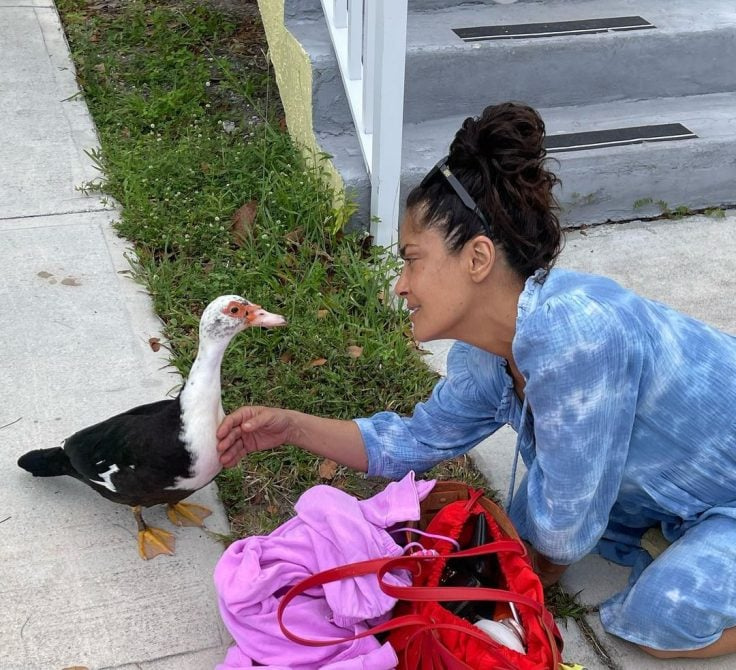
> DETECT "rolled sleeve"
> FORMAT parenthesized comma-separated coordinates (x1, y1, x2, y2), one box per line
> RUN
(356, 343, 507, 479)
(515, 294, 644, 564)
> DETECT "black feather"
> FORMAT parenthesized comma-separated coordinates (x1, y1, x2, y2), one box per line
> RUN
(17, 395, 198, 508)
(18, 447, 77, 478)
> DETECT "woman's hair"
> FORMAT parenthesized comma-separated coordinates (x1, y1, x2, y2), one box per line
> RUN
(406, 102, 562, 279)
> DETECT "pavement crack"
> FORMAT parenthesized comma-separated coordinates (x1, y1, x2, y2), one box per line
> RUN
(576, 615, 621, 670)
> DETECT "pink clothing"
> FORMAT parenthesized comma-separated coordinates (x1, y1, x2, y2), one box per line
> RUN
(214, 472, 435, 670)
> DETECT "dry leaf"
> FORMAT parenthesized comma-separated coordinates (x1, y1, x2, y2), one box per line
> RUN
(284, 226, 305, 247)
(200, 162, 211, 174)
(347, 345, 363, 359)
(148, 337, 161, 352)
(278, 116, 287, 132)
(230, 200, 258, 246)
(317, 309, 329, 319)
(318, 458, 338, 480)
(377, 290, 385, 304)
(279, 352, 293, 364)
(310, 357, 328, 367)
(266, 505, 279, 516)
(93, 63, 106, 73)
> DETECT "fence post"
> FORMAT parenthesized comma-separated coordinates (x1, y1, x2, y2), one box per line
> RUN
(369, 0, 407, 249)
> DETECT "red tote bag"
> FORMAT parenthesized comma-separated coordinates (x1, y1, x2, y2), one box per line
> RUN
(278, 481, 563, 670)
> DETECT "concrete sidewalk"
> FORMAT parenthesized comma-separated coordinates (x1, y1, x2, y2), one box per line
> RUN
(0, 4, 230, 668)
(427, 211, 736, 669)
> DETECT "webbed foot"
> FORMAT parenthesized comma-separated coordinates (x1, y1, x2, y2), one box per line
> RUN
(132, 505, 175, 559)
(166, 501, 212, 527)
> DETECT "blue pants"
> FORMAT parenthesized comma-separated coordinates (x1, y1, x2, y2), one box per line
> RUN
(599, 512, 736, 650)
(509, 478, 736, 650)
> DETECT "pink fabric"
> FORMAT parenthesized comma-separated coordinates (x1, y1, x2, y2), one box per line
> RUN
(214, 472, 436, 670)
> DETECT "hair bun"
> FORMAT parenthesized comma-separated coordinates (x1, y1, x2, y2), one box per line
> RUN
(449, 102, 547, 175)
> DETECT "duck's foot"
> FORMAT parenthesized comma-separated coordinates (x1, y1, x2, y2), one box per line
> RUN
(166, 501, 212, 527)
(137, 526, 176, 560)
(132, 505, 175, 560)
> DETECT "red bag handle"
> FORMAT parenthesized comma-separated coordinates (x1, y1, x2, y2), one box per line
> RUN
(375, 544, 544, 615)
(276, 553, 521, 670)
(276, 540, 538, 641)
(404, 623, 520, 670)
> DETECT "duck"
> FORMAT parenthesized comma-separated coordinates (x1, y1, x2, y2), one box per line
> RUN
(17, 295, 286, 559)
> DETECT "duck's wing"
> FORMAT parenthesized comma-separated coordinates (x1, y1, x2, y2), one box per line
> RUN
(63, 397, 191, 500)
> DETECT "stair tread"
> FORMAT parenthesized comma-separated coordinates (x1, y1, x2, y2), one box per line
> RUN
(407, 0, 736, 47)
(405, 91, 736, 152)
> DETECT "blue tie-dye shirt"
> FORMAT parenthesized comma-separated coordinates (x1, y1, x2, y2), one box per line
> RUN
(355, 268, 736, 565)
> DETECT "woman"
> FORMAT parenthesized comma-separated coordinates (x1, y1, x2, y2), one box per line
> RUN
(217, 102, 736, 659)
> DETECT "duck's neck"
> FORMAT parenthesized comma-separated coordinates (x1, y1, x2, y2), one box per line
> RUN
(180, 337, 228, 418)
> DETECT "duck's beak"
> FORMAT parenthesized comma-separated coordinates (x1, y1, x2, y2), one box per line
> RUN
(245, 304, 287, 328)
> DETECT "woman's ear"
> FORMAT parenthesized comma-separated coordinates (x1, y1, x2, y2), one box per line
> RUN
(467, 235, 495, 283)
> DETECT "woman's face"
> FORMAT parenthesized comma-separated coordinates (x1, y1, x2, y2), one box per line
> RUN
(394, 213, 473, 343)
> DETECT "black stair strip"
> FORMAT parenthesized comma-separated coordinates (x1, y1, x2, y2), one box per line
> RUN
(453, 16, 655, 42)
(544, 123, 698, 154)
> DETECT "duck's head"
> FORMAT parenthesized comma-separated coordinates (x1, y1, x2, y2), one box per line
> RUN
(200, 295, 286, 342)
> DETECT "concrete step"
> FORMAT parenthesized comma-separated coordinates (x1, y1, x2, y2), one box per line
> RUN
(284, 0, 537, 23)
(291, 0, 736, 134)
(321, 91, 736, 228)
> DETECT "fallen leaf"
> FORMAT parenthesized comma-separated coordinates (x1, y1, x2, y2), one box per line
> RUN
(318, 458, 338, 480)
(200, 162, 211, 174)
(317, 309, 329, 320)
(93, 63, 105, 73)
(377, 290, 385, 304)
(278, 116, 287, 132)
(279, 352, 293, 364)
(148, 337, 161, 352)
(284, 226, 304, 247)
(310, 357, 327, 367)
(266, 505, 279, 516)
(347, 345, 363, 359)
(230, 200, 258, 246)
(120, 127, 130, 139)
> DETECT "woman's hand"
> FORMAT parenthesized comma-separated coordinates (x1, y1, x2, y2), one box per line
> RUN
(216, 406, 294, 468)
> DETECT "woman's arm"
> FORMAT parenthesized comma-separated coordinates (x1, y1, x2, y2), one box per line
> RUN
(516, 293, 644, 565)
(216, 406, 368, 471)
(218, 342, 508, 478)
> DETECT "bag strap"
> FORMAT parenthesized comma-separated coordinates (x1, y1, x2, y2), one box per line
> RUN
(277, 540, 539, 644)
(404, 623, 520, 670)
(375, 549, 544, 615)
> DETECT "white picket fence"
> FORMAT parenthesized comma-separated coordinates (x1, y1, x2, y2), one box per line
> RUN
(319, 0, 408, 248)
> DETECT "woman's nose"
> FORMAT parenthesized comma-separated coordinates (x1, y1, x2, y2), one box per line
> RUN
(394, 271, 408, 297)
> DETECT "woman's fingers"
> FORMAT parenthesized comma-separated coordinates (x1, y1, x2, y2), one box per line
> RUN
(217, 406, 253, 439)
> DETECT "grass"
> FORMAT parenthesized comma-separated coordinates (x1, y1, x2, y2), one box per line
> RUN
(55, 0, 487, 538)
